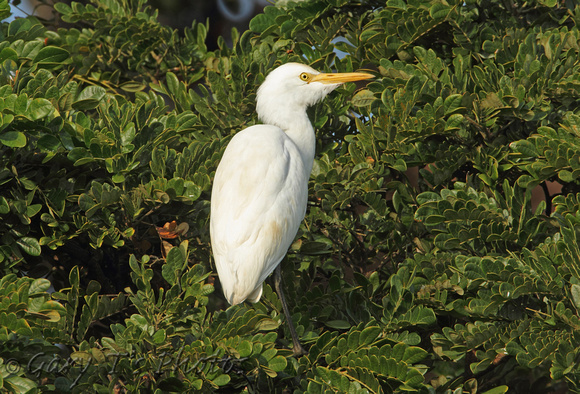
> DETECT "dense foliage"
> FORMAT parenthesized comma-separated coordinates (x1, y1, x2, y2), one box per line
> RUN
(1, 0, 580, 392)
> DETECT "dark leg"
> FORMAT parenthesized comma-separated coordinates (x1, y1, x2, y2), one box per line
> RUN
(274, 265, 308, 357)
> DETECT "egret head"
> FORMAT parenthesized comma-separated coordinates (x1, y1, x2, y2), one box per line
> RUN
(256, 63, 372, 129)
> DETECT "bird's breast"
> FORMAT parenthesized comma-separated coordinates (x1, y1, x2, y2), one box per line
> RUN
(210, 124, 310, 304)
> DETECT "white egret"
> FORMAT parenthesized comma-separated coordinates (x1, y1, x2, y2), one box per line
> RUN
(210, 62, 372, 355)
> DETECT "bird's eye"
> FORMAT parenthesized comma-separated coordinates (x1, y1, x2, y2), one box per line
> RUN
(299, 72, 310, 82)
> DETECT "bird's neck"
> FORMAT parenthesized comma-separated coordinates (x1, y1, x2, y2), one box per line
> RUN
(257, 95, 316, 176)
(281, 113, 316, 176)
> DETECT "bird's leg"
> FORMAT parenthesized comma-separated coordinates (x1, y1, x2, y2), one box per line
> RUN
(274, 265, 308, 357)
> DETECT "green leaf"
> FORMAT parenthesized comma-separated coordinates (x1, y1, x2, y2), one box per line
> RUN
(37, 134, 61, 151)
(481, 386, 509, 394)
(152, 328, 166, 344)
(445, 114, 463, 130)
(212, 374, 231, 386)
(249, 12, 278, 34)
(558, 170, 574, 182)
(0, 112, 14, 131)
(112, 174, 125, 183)
(17, 237, 41, 256)
(444, 94, 463, 115)
(238, 340, 252, 358)
(54, 2, 72, 15)
(0, 0, 10, 20)
(166, 72, 180, 96)
(119, 81, 145, 92)
(29, 278, 51, 295)
(571, 284, 580, 310)
(4, 376, 37, 393)
(424, 214, 446, 225)
(416, 192, 440, 205)
(255, 318, 279, 331)
(0, 131, 26, 147)
(359, 326, 381, 346)
(386, 0, 406, 8)
(34, 46, 69, 64)
(0, 197, 9, 214)
(268, 355, 287, 372)
(78, 193, 96, 211)
(28, 98, 54, 120)
(403, 347, 428, 363)
(26, 204, 42, 217)
(325, 320, 351, 329)
(351, 89, 376, 107)
(430, 3, 451, 19)
(69, 265, 80, 288)
(73, 86, 106, 110)
(510, 140, 537, 157)
(162, 245, 185, 285)
(8, 18, 35, 37)
(0, 48, 18, 63)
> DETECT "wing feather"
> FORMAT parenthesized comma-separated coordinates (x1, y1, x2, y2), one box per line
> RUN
(210, 124, 307, 305)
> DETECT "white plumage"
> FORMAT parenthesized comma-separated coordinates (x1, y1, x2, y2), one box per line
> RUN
(210, 63, 372, 308)
(210, 124, 307, 304)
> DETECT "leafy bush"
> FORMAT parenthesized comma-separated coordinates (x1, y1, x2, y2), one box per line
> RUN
(1, 0, 580, 392)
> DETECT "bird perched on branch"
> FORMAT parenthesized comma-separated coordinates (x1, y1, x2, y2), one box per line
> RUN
(210, 62, 372, 356)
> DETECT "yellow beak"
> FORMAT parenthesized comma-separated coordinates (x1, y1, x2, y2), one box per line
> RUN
(311, 71, 374, 84)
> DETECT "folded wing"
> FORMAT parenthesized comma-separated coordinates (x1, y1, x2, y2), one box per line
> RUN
(210, 124, 308, 305)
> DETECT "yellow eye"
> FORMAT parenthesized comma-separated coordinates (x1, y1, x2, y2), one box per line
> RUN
(299, 72, 310, 81)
